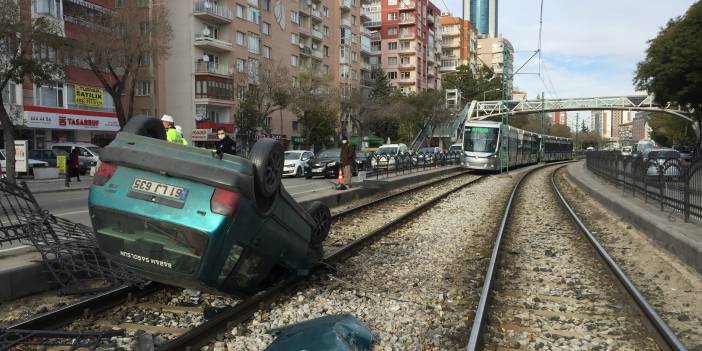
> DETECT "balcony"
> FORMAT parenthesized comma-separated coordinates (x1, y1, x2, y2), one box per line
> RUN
(427, 14, 435, 26)
(340, 56, 349, 65)
(360, 44, 371, 54)
(399, 1, 415, 10)
(361, 61, 371, 71)
(426, 53, 435, 62)
(365, 21, 381, 28)
(360, 7, 373, 20)
(196, 121, 235, 133)
(398, 16, 415, 25)
(399, 62, 415, 69)
(361, 27, 374, 37)
(400, 32, 414, 39)
(399, 44, 417, 54)
(440, 59, 459, 71)
(195, 61, 232, 77)
(193, 1, 233, 24)
(310, 8, 321, 20)
(312, 50, 324, 60)
(339, 0, 353, 10)
(370, 31, 381, 40)
(341, 17, 352, 28)
(397, 76, 415, 84)
(427, 66, 435, 76)
(299, 45, 312, 56)
(443, 40, 460, 48)
(194, 34, 233, 52)
(311, 28, 323, 40)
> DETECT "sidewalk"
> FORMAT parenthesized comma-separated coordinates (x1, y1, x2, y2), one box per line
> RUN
(567, 161, 702, 274)
(21, 176, 93, 194)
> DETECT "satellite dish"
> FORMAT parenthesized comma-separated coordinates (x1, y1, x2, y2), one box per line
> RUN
(202, 27, 211, 37)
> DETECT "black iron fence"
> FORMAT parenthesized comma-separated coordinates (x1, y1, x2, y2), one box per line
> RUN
(586, 151, 702, 223)
(363, 151, 462, 180)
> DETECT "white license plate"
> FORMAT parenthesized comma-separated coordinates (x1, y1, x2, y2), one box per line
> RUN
(131, 178, 188, 201)
(313, 168, 324, 172)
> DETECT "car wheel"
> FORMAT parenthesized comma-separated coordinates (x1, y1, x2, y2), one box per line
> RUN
(296, 166, 303, 177)
(307, 201, 331, 245)
(122, 116, 166, 140)
(305, 174, 312, 179)
(250, 138, 284, 199)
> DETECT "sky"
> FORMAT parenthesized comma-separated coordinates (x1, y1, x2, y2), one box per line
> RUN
(438, 0, 697, 127)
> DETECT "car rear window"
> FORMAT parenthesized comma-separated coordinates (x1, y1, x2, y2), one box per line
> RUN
(377, 147, 398, 155)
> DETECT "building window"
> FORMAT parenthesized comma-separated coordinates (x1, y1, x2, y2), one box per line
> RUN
(207, 110, 221, 122)
(236, 4, 246, 18)
(36, 84, 64, 107)
(290, 11, 299, 24)
(292, 120, 299, 131)
(351, 51, 357, 62)
(262, 22, 270, 35)
(115, 0, 124, 8)
(323, 45, 329, 57)
(352, 15, 356, 24)
(400, 56, 410, 65)
(387, 71, 397, 79)
(247, 7, 259, 23)
(136, 0, 149, 7)
(263, 46, 271, 58)
(388, 42, 397, 50)
(236, 59, 245, 73)
(236, 31, 245, 46)
(262, 0, 270, 11)
(290, 55, 298, 66)
(292, 76, 300, 88)
(388, 12, 397, 20)
(323, 64, 329, 74)
(400, 41, 410, 50)
(400, 27, 410, 37)
(32, 43, 57, 62)
(340, 66, 349, 78)
(1, 82, 18, 106)
(138, 53, 151, 66)
(248, 33, 260, 53)
(323, 25, 329, 36)
(248, 59, 259, 82)
(136, 80, 151, 96)
(388, 56, 397, 65)
(388, 27, 397, 35)
(323, 6, 329, 17)
(290, 32, 298, 44)
(351, 70, 357, 80)
(387, 0, 396, 4)
(400, 71, 410, 79)
(33, 0, 62, 18)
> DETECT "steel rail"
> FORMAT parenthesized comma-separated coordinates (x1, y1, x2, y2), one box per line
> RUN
(160, 175, 487, 351)
(465, 163, 544, 350)
(550, 165, 687, 351)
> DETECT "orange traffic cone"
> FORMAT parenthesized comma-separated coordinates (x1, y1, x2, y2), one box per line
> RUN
(337, 169, 345, 184)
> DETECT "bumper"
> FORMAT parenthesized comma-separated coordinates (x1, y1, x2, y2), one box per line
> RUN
(462, 156, 499, 170)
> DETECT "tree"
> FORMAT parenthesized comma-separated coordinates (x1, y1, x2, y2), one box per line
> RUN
(442, 65, 501, 102)
(71, 0, 173, 127)
(293, 69, 338, 150)
(0, 0, 65, 183)
(406, 90, 451, 143)
(244, 61, 293, 134)
(370, 67, 391, 100)
(634, 1, 702, 146)
(648, 112, 696, 147)
(234, 89, 260, 156)
(548, 123, 573, 138)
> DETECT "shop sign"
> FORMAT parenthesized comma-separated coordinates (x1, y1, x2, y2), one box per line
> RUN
(23, 106, 120, 131)
(191, 128, 212, 141)
(291, 136, 305, 143)
(14, 140, 28, 173)
(74, 85, 104, 108)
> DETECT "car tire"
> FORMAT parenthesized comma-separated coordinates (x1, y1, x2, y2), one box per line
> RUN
(305, 174, 312, 179)
(122, 116, 166, 140)
(295, 167, 303, 178)
(307, 201, 331, 245)
(250, 138, 284, 199)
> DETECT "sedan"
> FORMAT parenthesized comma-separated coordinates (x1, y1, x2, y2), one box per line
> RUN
(283, 150, 314, 178)
(305, 149, 357, 179)
(642, 148, 682, 178)
(0, 149, 49, 174)
(89, 116, 332, 296)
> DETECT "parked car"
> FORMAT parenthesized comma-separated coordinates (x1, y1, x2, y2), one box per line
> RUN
(673, 145, 695, 162)
(370, 143, 409, 169)
(355, 151, 373, 171)
(415, 146, 441, 165)
(89, 116, 331, 296)
(305, 149, 358, 179)
(449, 143, 462, 154)
(283, 150, 314, 178)
(642, 148, 681, 178)
(51, 142, 101, 175)
(620, 146, 633, 157)
(29, 149, 59, 167)
(0, 149, 49, 175)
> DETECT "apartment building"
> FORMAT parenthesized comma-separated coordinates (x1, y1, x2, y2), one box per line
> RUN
(591, 110, 613, 139)
(476, 36, 513, 94)
(438, 15, 477, 75)
(552, 111, 567, 126)
(363, 0, 442, 94)
(1, 0, 127, 149)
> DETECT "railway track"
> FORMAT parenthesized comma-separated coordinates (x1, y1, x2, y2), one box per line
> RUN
(467, 164, 686, 350)
(1, 169, 483, 350)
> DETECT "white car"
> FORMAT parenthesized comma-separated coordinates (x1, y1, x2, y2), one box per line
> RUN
(0, 149, 49, 174)
(283, 150, 314, 177)
(371, 143, 409, 168)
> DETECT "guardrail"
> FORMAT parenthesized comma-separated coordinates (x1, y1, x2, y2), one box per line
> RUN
(360, 151, 462, 180)
(586, 151, 702, 223)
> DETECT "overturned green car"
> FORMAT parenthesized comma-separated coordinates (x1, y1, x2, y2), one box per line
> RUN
(89, 117, 331, 295)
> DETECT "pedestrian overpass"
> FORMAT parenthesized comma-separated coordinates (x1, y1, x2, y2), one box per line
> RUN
(411, 94, 697, 150)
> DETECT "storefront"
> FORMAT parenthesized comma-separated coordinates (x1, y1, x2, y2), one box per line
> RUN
(21, 105, 120, 148)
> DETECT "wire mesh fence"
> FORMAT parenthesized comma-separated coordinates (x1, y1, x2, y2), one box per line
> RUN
(586, 151, 702, 223)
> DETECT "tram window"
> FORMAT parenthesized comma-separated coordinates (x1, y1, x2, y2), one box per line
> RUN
(464, 127, 499, 153)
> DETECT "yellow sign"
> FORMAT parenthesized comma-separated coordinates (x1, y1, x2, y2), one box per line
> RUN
(75, 85, 104, 107)
(57, 155, 67, 175)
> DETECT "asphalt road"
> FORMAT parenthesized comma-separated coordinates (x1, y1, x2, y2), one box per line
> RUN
(33, 175, 357, 227)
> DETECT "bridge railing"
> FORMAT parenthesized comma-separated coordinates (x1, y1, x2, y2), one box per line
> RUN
(586, 151, 702, 223)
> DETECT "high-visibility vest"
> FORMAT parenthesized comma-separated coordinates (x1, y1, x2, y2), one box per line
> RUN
(166, 128, 184, 144)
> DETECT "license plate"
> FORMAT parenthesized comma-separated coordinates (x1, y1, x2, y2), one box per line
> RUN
(313, 168, 324, 172)
(131, 178, 188, 202)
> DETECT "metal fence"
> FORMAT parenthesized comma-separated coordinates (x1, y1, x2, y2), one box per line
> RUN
(586, 151, 702, 223)
(363, 151, 462, 180)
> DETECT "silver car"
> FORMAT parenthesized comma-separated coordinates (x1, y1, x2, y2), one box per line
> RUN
(642, 148, 681, 178)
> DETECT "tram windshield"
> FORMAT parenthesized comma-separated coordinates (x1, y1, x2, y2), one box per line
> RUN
(464, 127, 499, 153)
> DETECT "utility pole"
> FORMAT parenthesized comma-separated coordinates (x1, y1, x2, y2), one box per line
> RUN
(499, 43, 510, 174)
(575, 112, 579, 151)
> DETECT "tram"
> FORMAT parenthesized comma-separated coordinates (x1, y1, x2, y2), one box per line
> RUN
(460, 121, 572, 171)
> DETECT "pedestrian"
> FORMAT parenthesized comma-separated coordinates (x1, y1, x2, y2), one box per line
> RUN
(161, 114, 184, 144)
(175, 125, 189, 146)
(340, 136, 354, 188)
(65, 148, 80, 187)
(215, 128, 237, 156)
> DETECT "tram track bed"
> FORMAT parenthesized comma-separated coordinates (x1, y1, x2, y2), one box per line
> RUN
(555, 167, 702, 349)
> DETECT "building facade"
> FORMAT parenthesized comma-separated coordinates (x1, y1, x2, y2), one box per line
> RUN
(476, 36, 512, 94)
(464, 0, 497, 38)
(438, 15, 477, 75)
(363, 0, 442, 94)
(552, 111, 567, 126)
(632, 111, 651, 142)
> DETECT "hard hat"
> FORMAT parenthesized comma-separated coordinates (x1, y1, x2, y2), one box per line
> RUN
(175, 125, 183, 133)
(161, 114, 174, 123)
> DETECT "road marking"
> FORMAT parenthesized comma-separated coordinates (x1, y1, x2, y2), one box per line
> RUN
(54, 209, 89, 217)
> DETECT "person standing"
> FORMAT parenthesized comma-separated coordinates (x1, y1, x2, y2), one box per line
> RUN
(340, 136, 354, 188)
(65, 148, 80, 187)
(215, 128, 237, 156)
(161, 114, 184, 144)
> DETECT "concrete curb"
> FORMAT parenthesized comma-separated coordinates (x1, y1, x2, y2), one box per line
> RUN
(29, 187, 91, 194)
(566, 162, 702, 274)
